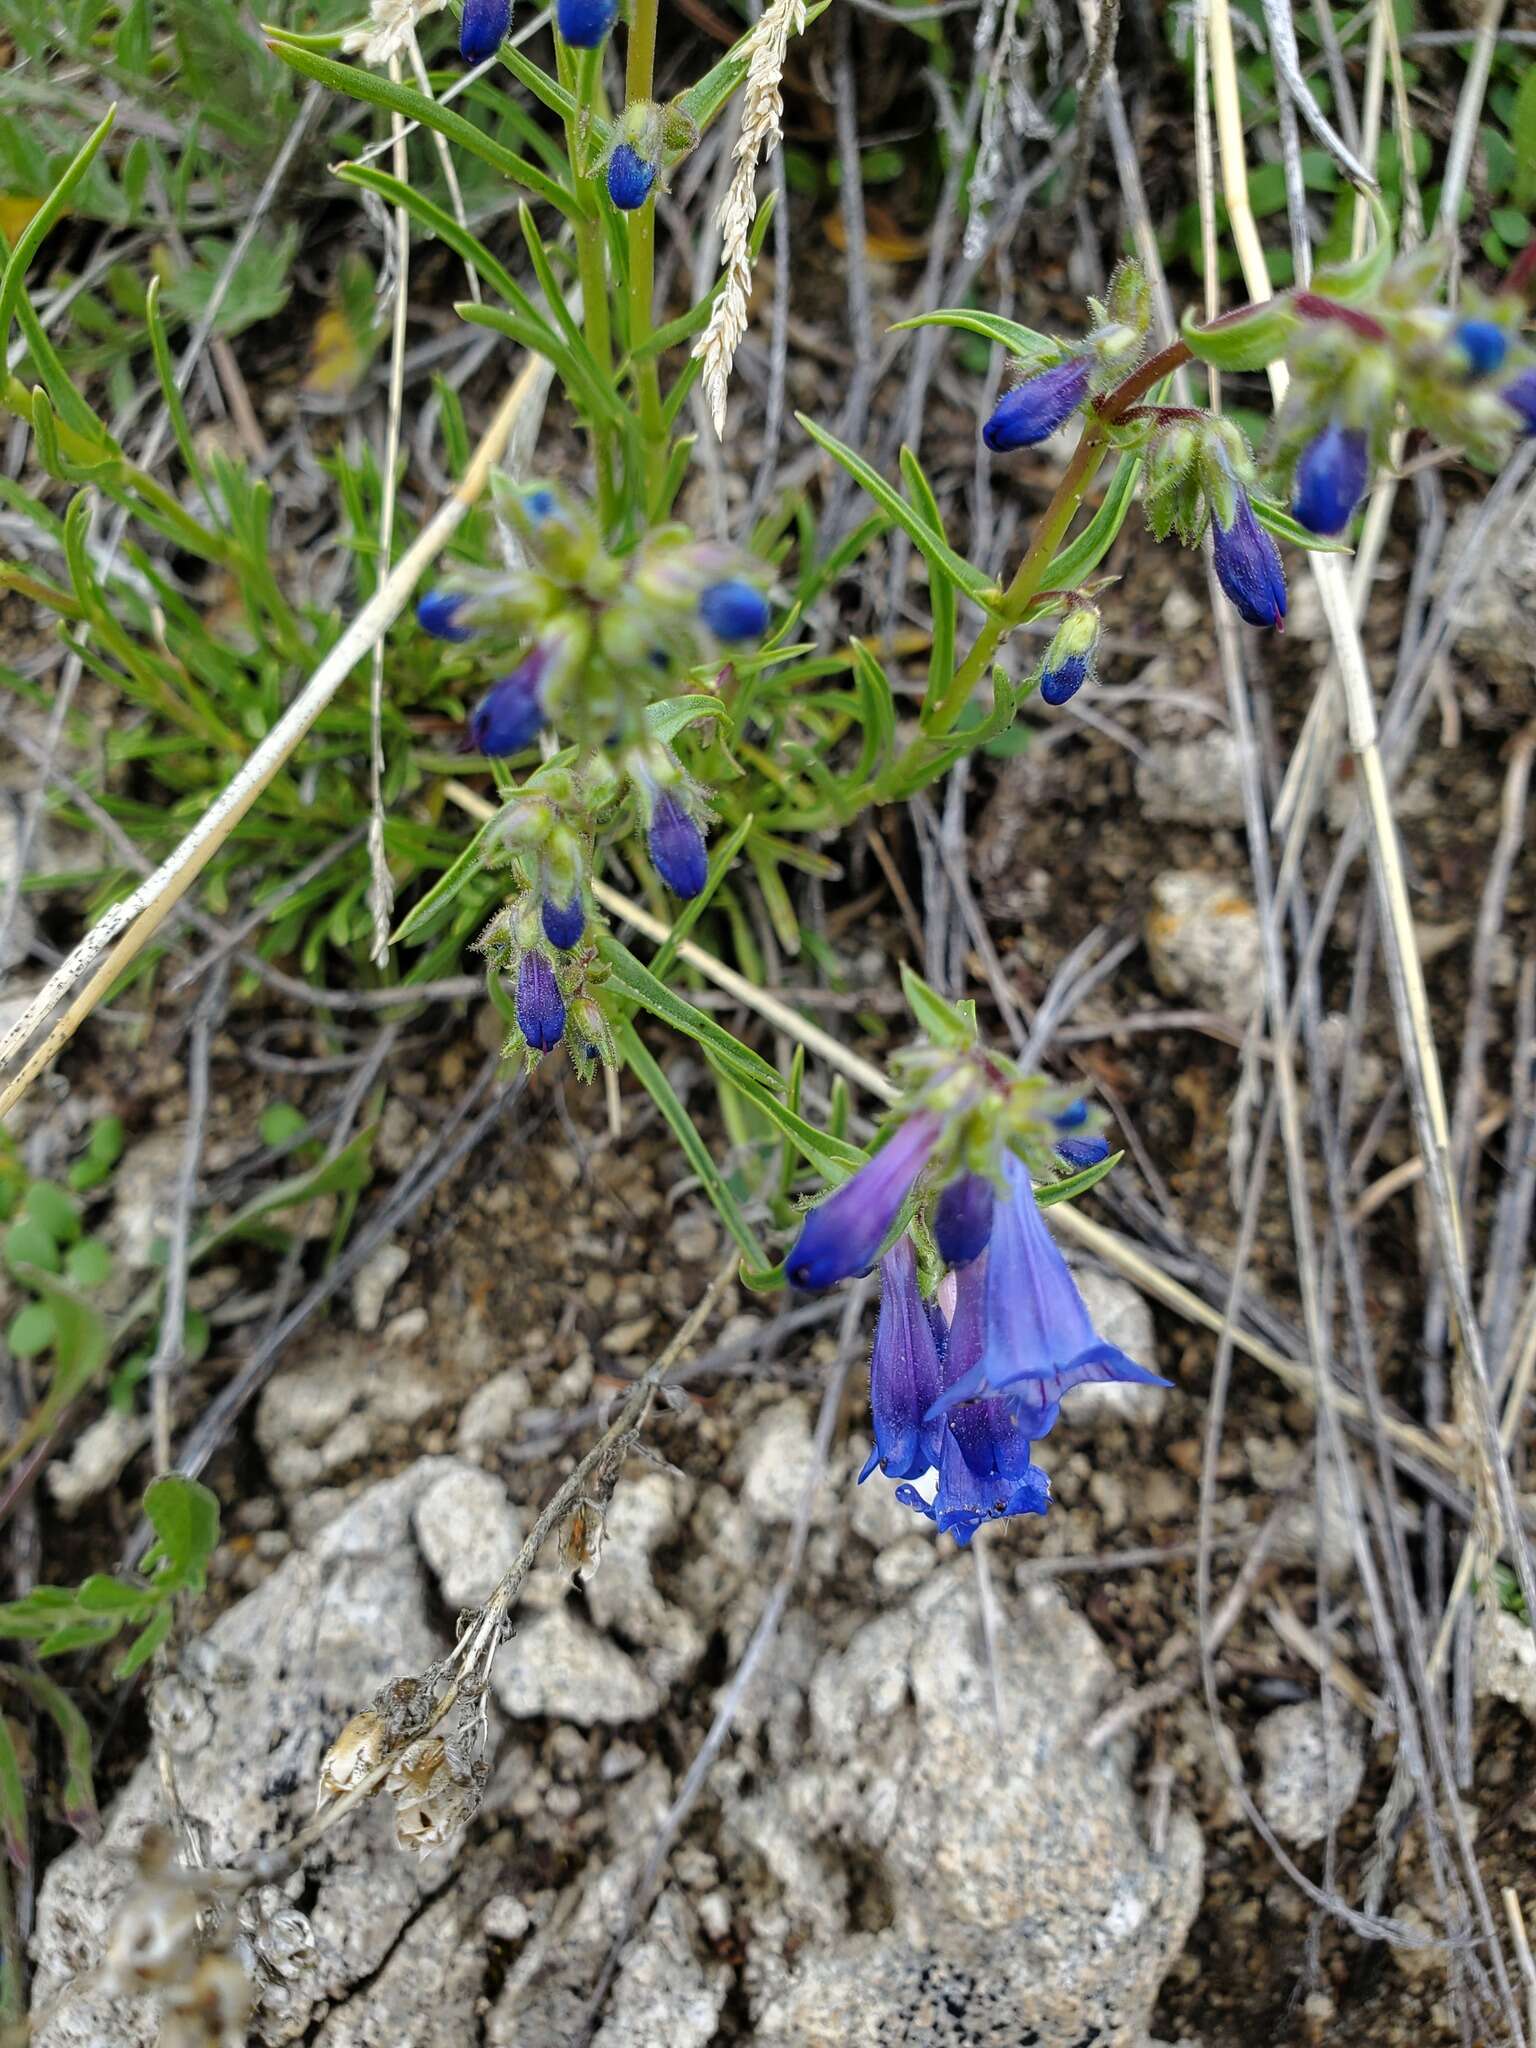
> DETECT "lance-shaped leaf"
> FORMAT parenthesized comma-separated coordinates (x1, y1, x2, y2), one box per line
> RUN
(900, 965, 975, 1051)
(1250, 494, 1353, 554)
(0, 1667, 99, 1844)
(890, 307, 1056, 364)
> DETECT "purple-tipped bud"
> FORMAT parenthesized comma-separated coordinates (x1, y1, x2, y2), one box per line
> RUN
(647, 793, 708, 899)
(607, 143, 657, 211)
(982, 356, 1093, 452)
(515, 951, 565, 1053)
(459, 0, 510, 60)
(541, 893, 585, 951)
(1291, 422, 1369, 537)
(932, 1171, 994, 1268)
(1039, 606, 1099, 707)
(1052, 1098, 1089, 1131)
(417, 589, 473, 642)
(523, 486, 556, 520)
(699, 579, 770, 642)
(468, 655, 547, 757)
(787, 1110, 943, 1291)
(1453, 319, 1507, 379)
(1504, 370, 1536, 436)
(1211, 488, 1287, 630)
(1055, 1135, 1110, 1171)
(556, 0, 617, 41)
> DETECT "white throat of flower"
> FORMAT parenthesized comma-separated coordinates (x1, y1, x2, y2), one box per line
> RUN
(692, 0, 808, 441)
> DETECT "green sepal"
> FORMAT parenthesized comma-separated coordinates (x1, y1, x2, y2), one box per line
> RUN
(1311, 193, 1394, 303)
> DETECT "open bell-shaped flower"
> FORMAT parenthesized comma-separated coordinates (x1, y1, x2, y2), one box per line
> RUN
(858, 1237, 945, 1484)
(927, 1151, 1169, 1435)
(894, 1257, 1050, 1547)
(787, 1111, 942, 1290)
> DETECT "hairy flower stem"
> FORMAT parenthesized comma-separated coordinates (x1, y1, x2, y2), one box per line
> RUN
(925, 336, 1195, 735)
(623, 0, 668, 515)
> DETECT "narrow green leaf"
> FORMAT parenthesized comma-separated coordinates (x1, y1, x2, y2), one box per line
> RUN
(111, 1601, 172, 1681)
(899, 448, 956, 707)
(391, 814, 500, 945)
(1036, 1149, 1122, 1207)
(889, 306, 1056, 362)
(596, 934, 784, 1096)
(0, 1667, 99, 1843)
(1250, 494, 1353, 553)
(1040, 446, 1143, 591)
(0, 1714, 27, 1874)
(0, 106, 117, 353)
(899, 965, 974, 1049)
(796, 414, 997, 607)
(706, 1057, 865, 1181)
(616, 1019, 768, 1271)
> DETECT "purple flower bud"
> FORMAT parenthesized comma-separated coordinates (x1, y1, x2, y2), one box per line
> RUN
(468, 655, 547, 757)
(1054, 1135, 1110, 1171)
(556, 0, 617, 43)
(932, 1172, 994, 1268)
(1211, 488, 1287, 630)
(459, 0, 510, 60)
(1052, 1099, 1089, 1131)
(1040, 652, 1089, 706)
(417, 589, 473, 642)
(523, 486, 556, 520)
(699, 579, 770, 642)
(786, 1110, 943, 1290)
(515, 951, 565, 1054)
(607, 143, 657, 211)
(541, 893, 585, 950)
(1453, 319, 1507, 379)
(1291, 422, 1369, 537)
(858, 1238, 945, 1484)
(1039, 606, 1099, 706)
(1504, 370, 1536, 436)
(982, 356, 1093, 452)
(647, 793, 708, 899)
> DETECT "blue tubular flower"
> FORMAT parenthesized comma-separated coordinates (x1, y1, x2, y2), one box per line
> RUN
(647, 793, 708, 899)
(1504, 370, 1536, 435)
(468, 660, 547, 757)
(556, 0, 617, 43)
(1054, 1136, 1110, 1171)
(699, 579, 771, 642)
(417, 590, 473, 642)
(541, 893, 585, 950)
(607, 143, 657, 211)
(982, 356, 1094, 452)
(894, 1259, 1049, 1547)
(1052, 1098, 1089, 1130)
(1040, 653, 1088, 706)
(1211, 488, 1287, 629)
(460, 0, 510, 60)
(1291, 422, 1369, 537)
(927, 1152, 1169, 1431)
(1454, 319, 1507, 379)
(516, 951, 565, 1053)
(787, 1110, 943, 1291)
(932, 1171, 994, 1268)
(858, 1238, 944, 1483)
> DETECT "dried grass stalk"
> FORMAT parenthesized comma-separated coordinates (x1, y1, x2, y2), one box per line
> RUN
(693, 0, 807, 441)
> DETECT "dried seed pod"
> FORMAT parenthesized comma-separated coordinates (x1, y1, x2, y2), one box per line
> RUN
(315, 1709, 385, 1809)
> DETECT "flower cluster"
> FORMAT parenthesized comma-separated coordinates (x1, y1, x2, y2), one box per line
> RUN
(316, 1672, 490, 1862)
(785, 1000, 1167, 1545)
(980, 247, 1536, 690)
(416, 478, 773, 1067)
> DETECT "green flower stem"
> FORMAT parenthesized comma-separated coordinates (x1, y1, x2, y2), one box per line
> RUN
(623, 0, 668, 515)
(923, 336, 1194, 736)
(561, 40, 619, 526)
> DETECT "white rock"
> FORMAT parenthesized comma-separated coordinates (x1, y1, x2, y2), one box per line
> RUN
(45, 1408, 150, 1516)
(413, 1465, 523, 1614)
(456, 1366, 533, 1454)
(482, 1894, 531, 1943)
(592, 1890, 728, 2048)
(1135, 734, 1246, 827)
(1063, 1259, 1164, 1422)
(351, 1241, 410, 1333)
(735, 1399, 819, 1526)
(581, 1473, 704, 1688)
(1475, 1606, 1536, 1721)
(492, 1604, 662, 1725)
(29, 1462, 460, 2048)
(1255, 1700, 1365, 1848)
(255, 1337, 442, 1495)
(106, 1130, 189, 1269)
(1145, 870, 1264, 1024)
